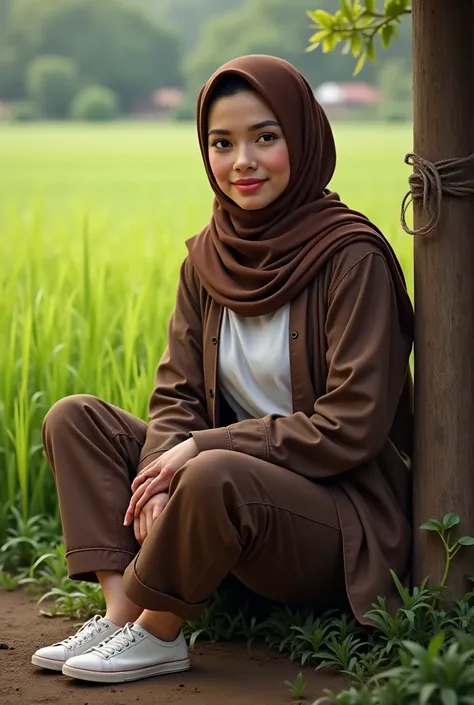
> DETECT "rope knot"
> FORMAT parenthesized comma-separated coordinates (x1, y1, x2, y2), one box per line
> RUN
(400, 151, 474, 236)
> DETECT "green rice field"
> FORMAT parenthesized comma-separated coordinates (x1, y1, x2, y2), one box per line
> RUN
(0, 121, 415, 541)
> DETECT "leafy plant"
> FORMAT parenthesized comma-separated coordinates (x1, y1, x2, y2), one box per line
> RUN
(0, 506, 62, 573)
(265, 606, 312, 653)
(284, 671, 307, 700)
(316, 632, 366, 674)
(420, 512, 474, 588)
(307, 0, 412, 75)
(236, 607, 271, 655)
(375, 632, 474, 703)
(182, 591, 239, 648)
(18, 544, 69, 593)
(37, 579, 106, 620)
(315, 632, 474, 704)
(0, 569, 23, 591)
(345, 649, 391, 686)
(364, 573, 444, 654)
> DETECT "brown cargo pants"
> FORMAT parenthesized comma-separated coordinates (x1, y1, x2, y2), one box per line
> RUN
(43, 394, 346, 620)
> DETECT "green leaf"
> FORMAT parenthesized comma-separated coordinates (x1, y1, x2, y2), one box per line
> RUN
(309, 29, 329, 45)
(307, 9, 334, 28)
(440, 688, 457, 705)
(322, 33, 339, 53)
(401, 640, 426, 658)
(443, 512, 461, 530)
(341, 0, 353, 22)
(189, 628, 206, 649)
(427, 631, 445, 657)
(420, 519, 443, 532)
(390, 569, 410, 603)
(457, 536, 474, 546)
(366, 37, 376, 62)
(365, 0, 376, 12)
(420, 683, 438, 705)
(381, 23, 396, 48)
(353, 50, 367, 75)
(384, 0, 404, 18)
(351, 31, 362, 56)
(401, 608, 415, 628)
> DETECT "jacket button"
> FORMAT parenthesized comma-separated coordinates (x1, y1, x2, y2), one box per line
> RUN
(291, 331, 298, 339)
(209, 389, 215, 398)
(211, 336, 217, 345)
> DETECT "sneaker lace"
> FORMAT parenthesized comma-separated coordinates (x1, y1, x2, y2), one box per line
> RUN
(91, 623, 137, 658)
(54, 615, 105, 650)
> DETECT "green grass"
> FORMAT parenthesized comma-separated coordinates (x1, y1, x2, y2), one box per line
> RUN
(0, 120, 415, 540)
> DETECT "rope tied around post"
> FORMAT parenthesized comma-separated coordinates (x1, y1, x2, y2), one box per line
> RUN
(400, 152, 474, 236)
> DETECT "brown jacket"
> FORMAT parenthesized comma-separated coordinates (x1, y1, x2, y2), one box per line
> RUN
(138, 240, 414, 625)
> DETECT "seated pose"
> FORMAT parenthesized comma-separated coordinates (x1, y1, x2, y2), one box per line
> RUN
(32, 54, 414, 684)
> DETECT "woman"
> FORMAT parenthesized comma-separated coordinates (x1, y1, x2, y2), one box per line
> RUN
(31, 54, 414, 684)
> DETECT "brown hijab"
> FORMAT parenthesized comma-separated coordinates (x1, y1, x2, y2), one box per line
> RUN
(186, 54, 413, 326)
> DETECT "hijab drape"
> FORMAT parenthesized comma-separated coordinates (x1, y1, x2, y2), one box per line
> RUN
(186, 54, 413, 327)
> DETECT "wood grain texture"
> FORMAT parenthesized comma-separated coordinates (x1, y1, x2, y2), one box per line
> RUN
(412, 0, 474, 594)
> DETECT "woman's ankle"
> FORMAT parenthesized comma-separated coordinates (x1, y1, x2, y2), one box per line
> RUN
(97, 569, 143, 627)
(136, 609, 183, 642)
(105, 603, 143, 627)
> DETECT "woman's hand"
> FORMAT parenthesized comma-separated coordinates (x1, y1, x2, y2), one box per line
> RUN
(133, 493, 169, 544)
(123, 437, 199, 526)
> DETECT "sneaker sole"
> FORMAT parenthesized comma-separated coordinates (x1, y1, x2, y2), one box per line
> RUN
(62, 657, 191, 683)
(31, 654, 65, 672)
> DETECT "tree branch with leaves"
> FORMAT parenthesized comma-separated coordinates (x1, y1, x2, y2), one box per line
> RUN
(307, 0, 411, 74)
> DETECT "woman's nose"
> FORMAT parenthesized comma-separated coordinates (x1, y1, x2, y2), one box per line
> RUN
(234, 145, 256, 172)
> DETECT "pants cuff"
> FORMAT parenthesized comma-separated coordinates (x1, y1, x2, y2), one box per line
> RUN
(66, 548, 136, 583)
(122, 557, 207, 621)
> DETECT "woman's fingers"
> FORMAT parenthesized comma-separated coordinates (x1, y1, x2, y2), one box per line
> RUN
(123, 477, 153, 525)
(133, 476, 166, 515)
(129, 493, 169, 544)
(145, 507, 154, 538)
(134, 515, 142, 544)
(131, 462, 161, 493)
(140, 510, 148, 544)
(152, 493, 169, 523)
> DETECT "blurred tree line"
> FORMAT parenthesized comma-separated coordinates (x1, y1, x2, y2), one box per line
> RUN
(0, 0, 412, 120)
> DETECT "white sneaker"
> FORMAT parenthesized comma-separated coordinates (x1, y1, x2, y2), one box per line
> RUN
(62, 622, 190, 683)
(31, 615, 120, 672)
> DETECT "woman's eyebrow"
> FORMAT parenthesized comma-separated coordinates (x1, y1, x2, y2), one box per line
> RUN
(208, 120, 280, 137)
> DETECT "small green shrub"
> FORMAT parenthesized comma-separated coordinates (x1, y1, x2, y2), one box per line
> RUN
(10, 101, 39, 122)
(70, 85, 119, 122)
(285, 672, 307, 699)
(315, 632, 474, 705)
(26, 55, 79, 119)
(173, 97, 196, 121)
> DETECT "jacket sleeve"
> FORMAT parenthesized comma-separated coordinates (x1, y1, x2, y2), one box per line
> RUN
(137, 257, 211, 472)
(191, 252, 412, 480)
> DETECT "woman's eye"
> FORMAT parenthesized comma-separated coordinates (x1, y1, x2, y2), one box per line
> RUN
(257, 133, 277, 143)
(213, 139, 232, 149)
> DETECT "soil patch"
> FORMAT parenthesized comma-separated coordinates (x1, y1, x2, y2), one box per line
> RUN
(0, 589, 349, 705)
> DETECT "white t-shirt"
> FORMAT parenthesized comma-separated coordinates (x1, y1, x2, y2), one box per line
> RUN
(218, 304, 293, 421)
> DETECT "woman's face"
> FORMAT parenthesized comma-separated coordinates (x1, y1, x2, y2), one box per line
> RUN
(207, 90, 291, 210)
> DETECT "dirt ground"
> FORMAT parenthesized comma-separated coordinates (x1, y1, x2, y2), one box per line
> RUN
(0, 590, 349, 705)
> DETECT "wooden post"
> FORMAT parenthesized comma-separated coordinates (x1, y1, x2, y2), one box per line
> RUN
(412, 0, 474, 593)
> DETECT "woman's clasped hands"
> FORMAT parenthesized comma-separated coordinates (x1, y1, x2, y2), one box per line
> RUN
(123, 438, 199, 541)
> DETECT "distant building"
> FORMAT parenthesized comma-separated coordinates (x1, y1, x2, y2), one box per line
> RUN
(314, 81, 381, 120)
(131, 87, 184, 119)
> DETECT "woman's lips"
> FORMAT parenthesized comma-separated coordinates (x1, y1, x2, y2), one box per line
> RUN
(232, 179, 267, 193)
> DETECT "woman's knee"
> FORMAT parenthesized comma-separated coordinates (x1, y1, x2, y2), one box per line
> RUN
(171, 449, 237, 496)
(42, 394, 102, 438)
